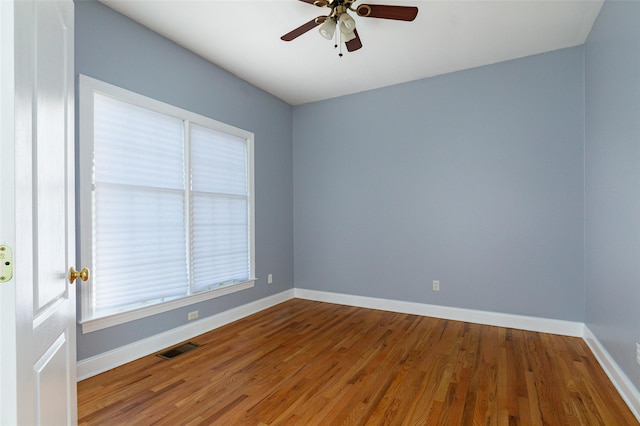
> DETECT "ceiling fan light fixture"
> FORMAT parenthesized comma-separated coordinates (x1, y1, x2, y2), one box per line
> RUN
(318, 18, 337, 40)
(339, 13, 356, 33)
(281, 1, 419, 54)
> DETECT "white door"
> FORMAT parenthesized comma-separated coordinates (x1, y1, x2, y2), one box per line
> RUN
(1, 0, 77, 424)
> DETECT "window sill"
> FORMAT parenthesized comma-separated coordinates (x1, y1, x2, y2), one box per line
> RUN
(78, 279, 256, 334)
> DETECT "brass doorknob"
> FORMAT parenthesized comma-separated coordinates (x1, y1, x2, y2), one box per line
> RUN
(69, 267, 90, 284)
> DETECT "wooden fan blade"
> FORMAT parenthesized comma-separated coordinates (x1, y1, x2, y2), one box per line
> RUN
(356, 4, 418, 21)
(281, 16, 327, 41)
(346, 29, 363, 52)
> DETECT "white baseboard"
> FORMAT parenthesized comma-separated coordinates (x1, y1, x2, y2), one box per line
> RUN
(583, 326, 640, 422)
(294, 288, 584, 337)
(76, 289, 295, 381)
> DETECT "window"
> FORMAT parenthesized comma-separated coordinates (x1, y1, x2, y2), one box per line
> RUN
(79, 75, 255, 333)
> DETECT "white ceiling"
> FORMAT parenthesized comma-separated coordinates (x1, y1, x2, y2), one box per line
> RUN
(100, 0, 603, 105)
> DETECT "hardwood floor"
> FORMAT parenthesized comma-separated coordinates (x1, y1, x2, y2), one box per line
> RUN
(78, 299, 638, 425)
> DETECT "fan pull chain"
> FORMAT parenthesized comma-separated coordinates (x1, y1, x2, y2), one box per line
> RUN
(333, 27, 342, 57)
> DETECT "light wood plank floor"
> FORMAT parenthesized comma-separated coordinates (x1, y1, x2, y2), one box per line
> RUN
(78, 299, 638, 425)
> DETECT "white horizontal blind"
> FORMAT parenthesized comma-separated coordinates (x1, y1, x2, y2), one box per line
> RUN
(93, 93, 187, 316)
(81, 76, 255, 328)
(190, 124, 249, 293)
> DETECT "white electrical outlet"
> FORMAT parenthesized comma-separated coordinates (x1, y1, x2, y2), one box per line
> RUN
(433, 280, 440, 291)
(636, 343, 640, 365)
(268, 274, 273, 284)
(188, 311, 199, 321)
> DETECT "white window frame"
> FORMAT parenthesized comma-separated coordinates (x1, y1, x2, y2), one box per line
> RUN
(78, 75, 255, 334)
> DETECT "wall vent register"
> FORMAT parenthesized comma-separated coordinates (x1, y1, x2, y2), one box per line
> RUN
(157, 342, 201, 360)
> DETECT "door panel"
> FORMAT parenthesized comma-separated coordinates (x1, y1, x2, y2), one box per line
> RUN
(33, 332, 72, 425)
(34, 0, 69, 312)
(13, 0, 77, 424)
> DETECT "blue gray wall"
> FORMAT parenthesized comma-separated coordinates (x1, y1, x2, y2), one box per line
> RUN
(293, 47, 585, 321)
(74, 1, 294, 360)
(585, 0, 640, 390)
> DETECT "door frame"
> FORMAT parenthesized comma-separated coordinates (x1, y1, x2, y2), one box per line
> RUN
(0, 0, 18, 423)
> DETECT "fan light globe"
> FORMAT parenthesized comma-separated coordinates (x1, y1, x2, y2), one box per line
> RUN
(318, 19, 336, 40)
(339, 13, 356, 32)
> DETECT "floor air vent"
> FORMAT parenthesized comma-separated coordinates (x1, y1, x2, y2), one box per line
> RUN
(157, 342, 200, 360)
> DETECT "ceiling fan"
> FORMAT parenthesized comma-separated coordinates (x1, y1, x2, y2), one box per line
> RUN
(281, 0, 418, 55)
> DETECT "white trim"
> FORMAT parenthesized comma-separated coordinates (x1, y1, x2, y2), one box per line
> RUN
(79, 279, 256, 334)
(76, 289, 294, 381)
(0, 2, 17, 423)
(294, 288, 585, 337)
(583, 326, 640, 422)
